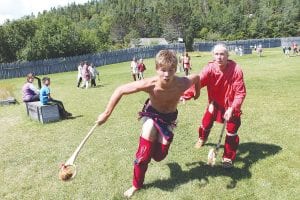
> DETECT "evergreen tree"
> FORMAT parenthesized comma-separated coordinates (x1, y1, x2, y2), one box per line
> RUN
(0, 0, 299, 62)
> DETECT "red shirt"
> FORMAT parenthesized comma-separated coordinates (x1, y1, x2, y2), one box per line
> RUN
(138, 63, 146, 72)
(200, 60, 246, 111)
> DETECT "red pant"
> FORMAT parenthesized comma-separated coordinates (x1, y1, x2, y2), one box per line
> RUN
(198, 104, 241, 161)
(133, 137, 170, 188)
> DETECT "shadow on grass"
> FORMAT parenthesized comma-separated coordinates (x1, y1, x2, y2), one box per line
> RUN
(145, 142, 282, 191)
(78, 84, 105, 89)
(91, 84, 105, 88)
(64, 114, 84, 120)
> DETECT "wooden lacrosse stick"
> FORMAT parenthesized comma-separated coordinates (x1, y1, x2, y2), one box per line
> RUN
(207, 120, 227, 166)
(59, 123, 98, 181)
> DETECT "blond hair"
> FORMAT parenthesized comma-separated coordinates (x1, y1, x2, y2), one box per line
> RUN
(155, 50, 178, 69)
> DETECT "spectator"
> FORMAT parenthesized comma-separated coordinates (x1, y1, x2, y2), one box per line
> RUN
(257, 44, 263, 57)
(286, 46, 291, 57)
(238, 46, 243, 56)
(22, 73, 40, 102)
(177, 53, 184, 73)
(137, 58, 146, 80)
(40, 77, 72, 119)
(234, 47, 239, 55)
(81, 61, 91, 89)
(282, 46, 286, 54)
(292, 42, 298, 55)
(183, 52, 192, 76)
(77, 62, 83, 88)
(89, 63, 99, 87)
(130, 57, 138, 81)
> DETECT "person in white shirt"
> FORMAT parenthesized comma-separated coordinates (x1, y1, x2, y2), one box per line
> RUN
(77, 61, 83, 87)
(130, 57, 138, 81)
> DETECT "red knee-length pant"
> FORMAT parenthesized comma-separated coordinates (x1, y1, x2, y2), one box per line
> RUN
(198, 104, 241, 161)
(133, 137, 170, 189)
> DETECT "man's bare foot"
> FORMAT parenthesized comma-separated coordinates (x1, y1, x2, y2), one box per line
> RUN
(124, 186, 138, 198)
(194, 138, 207, 149)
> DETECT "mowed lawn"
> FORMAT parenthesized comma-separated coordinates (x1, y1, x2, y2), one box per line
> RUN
(0, 48, 299, 200)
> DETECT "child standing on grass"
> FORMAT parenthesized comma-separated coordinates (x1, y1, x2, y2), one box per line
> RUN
(137, 58, 146, 80)
(40, 77, 72, 119)
(81, 61, 91, 89)
(96, 50, 200, 198)
(89, 63, 99, 87)
(183, 52, 192, 76)
(77, 61, 83, 88)
(130, 57, 138, 81)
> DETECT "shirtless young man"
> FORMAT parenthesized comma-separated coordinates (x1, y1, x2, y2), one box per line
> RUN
(96, 50, 200, 198)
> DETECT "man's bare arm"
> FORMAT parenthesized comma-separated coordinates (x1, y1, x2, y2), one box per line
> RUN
(189, 74, 200, 100)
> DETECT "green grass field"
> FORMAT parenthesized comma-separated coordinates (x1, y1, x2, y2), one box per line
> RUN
(0, 48, 299, 200)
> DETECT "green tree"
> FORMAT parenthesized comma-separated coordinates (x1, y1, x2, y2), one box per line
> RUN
(0, 18, 37, 62)
(1, 0, 300, 62)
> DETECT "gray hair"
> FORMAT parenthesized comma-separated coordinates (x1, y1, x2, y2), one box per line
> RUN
(212, 43, 229, 56)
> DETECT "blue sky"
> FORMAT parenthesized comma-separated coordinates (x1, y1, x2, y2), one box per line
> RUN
(0, 0, 89, 24)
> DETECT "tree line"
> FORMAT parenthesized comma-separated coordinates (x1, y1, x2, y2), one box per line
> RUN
(0, 0, 299, 63)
